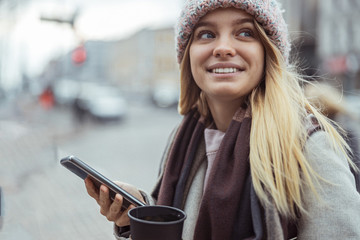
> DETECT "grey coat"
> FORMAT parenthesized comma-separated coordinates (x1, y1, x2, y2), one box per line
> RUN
(115, 131, 360, 240)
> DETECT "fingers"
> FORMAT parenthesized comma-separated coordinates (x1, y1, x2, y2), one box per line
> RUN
(85, 177, 99, 202)
(99, 185, 112, 216)
(106, 194, 132, 227)
(106, 194, 123, 221)
(115, 205, 135, 227)
(85, 178, 139, 227)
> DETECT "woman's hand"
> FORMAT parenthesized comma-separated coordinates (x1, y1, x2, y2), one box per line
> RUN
(84, 177, 145, 227)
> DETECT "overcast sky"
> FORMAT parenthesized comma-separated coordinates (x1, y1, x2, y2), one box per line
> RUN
(75, 0, 183, 40)
(30, 0, 183, 40)
(6, 0, 183, 82)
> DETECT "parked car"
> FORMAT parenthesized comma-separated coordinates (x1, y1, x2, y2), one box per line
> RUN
(151, 84, 179, 108)
(53, 79, 80, 105)
(73, 83, 128, 122)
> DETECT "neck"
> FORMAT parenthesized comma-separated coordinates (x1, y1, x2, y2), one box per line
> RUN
(207, 98, 244, 132)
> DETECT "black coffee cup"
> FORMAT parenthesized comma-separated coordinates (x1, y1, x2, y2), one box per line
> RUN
(128, 205, 186, 240)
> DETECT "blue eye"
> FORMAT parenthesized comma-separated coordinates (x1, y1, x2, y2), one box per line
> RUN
(236, 27, 256, 38)
(199, 31, 215, 39)
(238, 31, 253, 37)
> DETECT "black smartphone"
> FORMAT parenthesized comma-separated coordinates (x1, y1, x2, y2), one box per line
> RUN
(60, 155, 146, 210)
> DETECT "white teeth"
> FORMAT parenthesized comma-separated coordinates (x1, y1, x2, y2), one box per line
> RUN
(212, 68, 238, 73)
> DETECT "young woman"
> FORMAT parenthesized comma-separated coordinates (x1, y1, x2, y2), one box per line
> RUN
(85, 0, 360, 239)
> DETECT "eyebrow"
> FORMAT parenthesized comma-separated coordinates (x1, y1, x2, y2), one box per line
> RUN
(194, 17, 254, 30)
(233, 18, 254, 25)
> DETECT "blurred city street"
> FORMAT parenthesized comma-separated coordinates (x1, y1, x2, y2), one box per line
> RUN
(0, 97, 182, 240)
(0, 0, 359, 239)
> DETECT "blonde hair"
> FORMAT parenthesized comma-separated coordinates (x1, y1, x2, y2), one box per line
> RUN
(304, 82, 347, 118)
(178, 20, 351, 219)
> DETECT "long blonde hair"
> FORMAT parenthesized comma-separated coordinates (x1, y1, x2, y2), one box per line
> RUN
(178, 20, 351, 219)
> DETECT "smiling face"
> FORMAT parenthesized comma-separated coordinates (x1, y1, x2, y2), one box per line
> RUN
(189, 8, 265, 106)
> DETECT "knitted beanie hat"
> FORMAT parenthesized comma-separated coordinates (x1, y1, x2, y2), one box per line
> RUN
(175, 0, 290, 63)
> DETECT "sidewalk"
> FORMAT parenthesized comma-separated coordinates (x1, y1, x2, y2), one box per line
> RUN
(0, 100, 115, 240)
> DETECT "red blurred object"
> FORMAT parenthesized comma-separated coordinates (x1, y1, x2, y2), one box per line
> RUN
(39, 87, 55, 110)
(72, 45, 87, 65)
(324, 56, 347, 75)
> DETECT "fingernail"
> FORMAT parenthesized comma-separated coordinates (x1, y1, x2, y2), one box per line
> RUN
(115, 194, 122, 202)
(100, 185, 107, 193)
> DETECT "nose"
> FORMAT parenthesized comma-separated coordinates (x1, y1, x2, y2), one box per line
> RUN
(213, 37, 236, 58)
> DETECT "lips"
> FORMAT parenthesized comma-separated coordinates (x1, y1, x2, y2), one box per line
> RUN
(207, 63, 245, 74)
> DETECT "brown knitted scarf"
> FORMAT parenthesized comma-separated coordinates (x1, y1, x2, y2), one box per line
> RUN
(154, 105, 296, 239)
(156, 105, 255, 239)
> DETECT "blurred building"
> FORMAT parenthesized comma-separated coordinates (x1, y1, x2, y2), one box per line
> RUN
(317, 0, 360, 92)
(280, 0, 360, 93)
(281, 0, 319, 75)
(47, 41, 117, 83)
(109, 25, 179, 95)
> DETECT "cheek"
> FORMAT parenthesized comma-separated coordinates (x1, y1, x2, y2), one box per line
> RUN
(246, 44, 264, 63)
(255, 45, 265, 69)
(189, 46, 203, 89)
(247, 45, 265, 80)
(189, 47, 201, 81)
(189, 45, 209, 70)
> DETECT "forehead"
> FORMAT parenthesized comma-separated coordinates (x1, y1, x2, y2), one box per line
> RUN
(198, 7, 254, 23)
